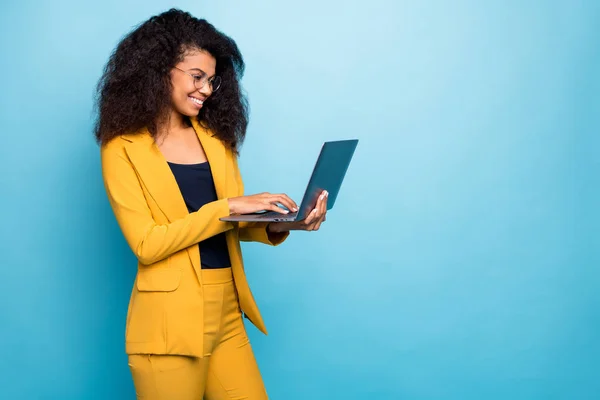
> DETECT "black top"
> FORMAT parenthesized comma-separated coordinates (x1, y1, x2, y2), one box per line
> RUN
(167, 161, 231, 269)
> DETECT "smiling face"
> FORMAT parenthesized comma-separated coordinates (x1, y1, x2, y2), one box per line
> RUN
(169, 49, 217, 117)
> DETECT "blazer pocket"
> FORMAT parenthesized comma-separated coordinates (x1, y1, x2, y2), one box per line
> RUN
(136, 268, 182, 292)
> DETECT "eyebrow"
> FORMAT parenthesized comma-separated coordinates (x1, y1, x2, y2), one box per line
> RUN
(188, 68, 215, 78)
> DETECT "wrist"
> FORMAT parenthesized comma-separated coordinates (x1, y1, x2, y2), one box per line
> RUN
(227, 198, 236, 215)
(267, 222, 287, 233)
(267, 222, 295, 233)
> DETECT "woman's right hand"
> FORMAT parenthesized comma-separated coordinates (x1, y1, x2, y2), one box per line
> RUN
(227, 192, 298, 215)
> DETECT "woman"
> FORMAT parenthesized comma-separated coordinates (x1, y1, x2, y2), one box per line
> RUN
(95, 8, 327, 400)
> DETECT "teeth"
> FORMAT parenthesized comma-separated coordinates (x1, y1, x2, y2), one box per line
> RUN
(189, 97, 203, 105)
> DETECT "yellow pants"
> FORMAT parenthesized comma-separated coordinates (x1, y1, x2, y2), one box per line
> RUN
(128, 268, 268, 400)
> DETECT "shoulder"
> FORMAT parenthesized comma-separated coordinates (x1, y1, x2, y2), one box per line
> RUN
(100, 135, 129, 158)
(101, 128, 150, 155)
(100, 132, 146, 168)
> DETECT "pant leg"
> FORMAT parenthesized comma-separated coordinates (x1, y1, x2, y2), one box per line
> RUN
(204, 279, 268, 400)
(127, 270, 227, 400)
(128, 354, 209, 400)
(126, 268, 265, 400)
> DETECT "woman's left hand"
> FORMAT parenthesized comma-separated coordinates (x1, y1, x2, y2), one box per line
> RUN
(267, 190, 328, 233)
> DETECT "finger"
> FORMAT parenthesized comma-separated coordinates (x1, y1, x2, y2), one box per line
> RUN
(315, 209, 326, 228)
(273, 194, 298, 213)
(320, 194, 328, 219)
(316, 207, 328, 225)
(313, 210, 326, 230)
(261, 193, 290, 214)
(304, 192, 326, 225)
(316, 190, 327, 217)
(263, 199, 289, 214)
(303, 208, 318, 225)
(279, 194, 299, 212)
(264, 194, 296, 213)
(307, 208, 320, 224)
(312, 193, 328, 230)
(266, 202, 289, 214)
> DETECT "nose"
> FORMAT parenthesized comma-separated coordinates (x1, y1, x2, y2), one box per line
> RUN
(197, 81, 212, 97)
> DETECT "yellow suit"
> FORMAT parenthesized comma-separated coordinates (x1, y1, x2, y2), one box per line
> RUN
(101, 118, 288, 357)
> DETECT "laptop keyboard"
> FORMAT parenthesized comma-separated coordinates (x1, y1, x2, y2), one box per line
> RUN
(254, 211, 297, 220)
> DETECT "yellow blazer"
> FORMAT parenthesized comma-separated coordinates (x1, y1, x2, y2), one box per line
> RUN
(100, 118, 288, 357)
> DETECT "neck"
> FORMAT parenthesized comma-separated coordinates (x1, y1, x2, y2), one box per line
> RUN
(156, 109, 191, 139)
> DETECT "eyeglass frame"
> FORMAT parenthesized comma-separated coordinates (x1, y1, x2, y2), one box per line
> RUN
(173, 66, 222, 93)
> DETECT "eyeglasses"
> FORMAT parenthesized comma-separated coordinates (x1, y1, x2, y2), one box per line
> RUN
(173, 67, 222, 92)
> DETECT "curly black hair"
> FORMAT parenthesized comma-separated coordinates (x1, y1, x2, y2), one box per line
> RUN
(94, 8, 248, 153)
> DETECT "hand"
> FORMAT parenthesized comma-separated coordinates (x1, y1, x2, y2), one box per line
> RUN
(228, 192, 298, 215)
(268, 190, 328, 232)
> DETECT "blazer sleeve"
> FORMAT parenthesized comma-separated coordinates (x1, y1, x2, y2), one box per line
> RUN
(101, 140, 234, 265)
(232, 154, 289, 246)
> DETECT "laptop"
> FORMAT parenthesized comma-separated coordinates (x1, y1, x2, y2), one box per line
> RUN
(220, 139, 359, 222)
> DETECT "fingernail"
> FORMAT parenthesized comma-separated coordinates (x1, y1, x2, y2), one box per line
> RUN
(319, 194, 325, 201)
(293, 208, 298, 212)
(325, 191, 329, 197)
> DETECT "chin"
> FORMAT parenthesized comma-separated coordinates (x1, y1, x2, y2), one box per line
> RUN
(178, 107, 200, 118)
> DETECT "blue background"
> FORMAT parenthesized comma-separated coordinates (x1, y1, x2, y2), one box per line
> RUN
(1, 1, 598, 399)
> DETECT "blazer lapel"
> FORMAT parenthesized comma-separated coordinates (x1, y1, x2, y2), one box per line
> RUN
(191, 118, 228, 199)
(122, 122, 230, 281)
(123, 128, 189, 223)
